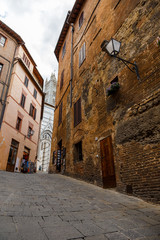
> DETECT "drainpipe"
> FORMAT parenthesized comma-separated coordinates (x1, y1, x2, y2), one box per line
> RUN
(70, 23, 74, 108)
(0, 44, 18, 129)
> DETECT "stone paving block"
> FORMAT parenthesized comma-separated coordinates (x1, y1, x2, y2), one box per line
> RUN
(13, 216, 43, 224)
(105, 231, 130, 240)
(71, 220, 105, 237)
(43, 225, 83, 240)
(39, 215, 63, 227)
(92, 219, 119, 233)
(135, 225, 160, 237)
(84, 234, 108, 239)
(59, 212, 79, 222)
(120, 229, 145, 240)
(0, 232, 22, 240)
(0, 222, 17, 233)
(0, 216, 13, 223)
(16, 222, 48, 240)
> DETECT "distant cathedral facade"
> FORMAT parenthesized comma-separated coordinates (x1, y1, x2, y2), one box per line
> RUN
(37, 73, 56, 172)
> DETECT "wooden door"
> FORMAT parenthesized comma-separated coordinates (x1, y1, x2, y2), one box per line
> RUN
(6, 140, 19, 172)
(100, 136, 116, 188)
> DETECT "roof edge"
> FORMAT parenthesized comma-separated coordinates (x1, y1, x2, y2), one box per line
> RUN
(54, 0, 85, 61)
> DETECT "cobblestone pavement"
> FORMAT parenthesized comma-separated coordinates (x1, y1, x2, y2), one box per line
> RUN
(0, 171, 160, 240)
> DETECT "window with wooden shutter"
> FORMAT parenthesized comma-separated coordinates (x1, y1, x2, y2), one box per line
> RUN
(20, 94, 26, 108)
(74, 97, 81, 127)
(29, 103, 37, 120)
(24, 76, 29, 87)
(16, 117, 22, 131)
(60, 70, 64, 90)
(33, 108, 37, 120)
(79, 42, 86, 67)
(79, 11, 84, 29)
(0, 34, 6, 47)
(33, 88, 37, 99)
(62, 41, 66, 59)
(0, 63, 3, 76)
(58, 102, 62, 126)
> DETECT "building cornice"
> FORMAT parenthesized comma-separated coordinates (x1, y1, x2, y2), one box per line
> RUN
(15, 57, 43, 94)
(0, 20, 24, 44)
(54, 0, 85, 61)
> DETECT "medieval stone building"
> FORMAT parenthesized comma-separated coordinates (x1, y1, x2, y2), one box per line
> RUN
(50, 0, 160, 203)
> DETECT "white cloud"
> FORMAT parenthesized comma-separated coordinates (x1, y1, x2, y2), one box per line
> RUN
(0, 0, 75, 81)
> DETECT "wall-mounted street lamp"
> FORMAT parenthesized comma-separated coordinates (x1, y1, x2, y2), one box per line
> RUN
(101, 38, 140, 80)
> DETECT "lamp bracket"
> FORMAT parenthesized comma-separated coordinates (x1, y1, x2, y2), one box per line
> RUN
(113, 55, 140, 80)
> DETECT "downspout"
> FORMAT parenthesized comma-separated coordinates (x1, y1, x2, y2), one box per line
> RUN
(70, 23, 74, 108)
(0, 43, 18, 129)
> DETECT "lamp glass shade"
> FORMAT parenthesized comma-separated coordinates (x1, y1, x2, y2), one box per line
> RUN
(106, 38, 121, 56)
(106, 39, 114, 55)
(112, 39, 121, 55)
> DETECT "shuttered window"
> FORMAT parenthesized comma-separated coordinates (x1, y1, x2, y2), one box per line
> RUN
(16, 117, 22, 131)
(74, 97, 81, 127)
(58, 102, 63, 126)
(0, 34, 6, 47)
(20, 94, 26, 108)
(79, 42, 86, 67)
(24, 76, 29, 87)
(0, 63, 3, 75)
(33, 88, 37, 99)
(60, 70, 64, 90)
(29, 103, 37, 120)
(79, 11, 84, 29)
(62, 41, 66, 59)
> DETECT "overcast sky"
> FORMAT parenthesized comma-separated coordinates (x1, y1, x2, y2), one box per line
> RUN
(0, 0, 76, 82)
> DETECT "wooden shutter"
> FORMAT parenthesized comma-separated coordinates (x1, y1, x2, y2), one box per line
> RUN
(82, 43, 85, 62)
(21, 94, 26, 108)
(60, 70, 64, 89)
(29, 103, 32, 116)
(58, 102, 62, 126)
(74, 97, 81, 127)
(34, 108, 37, 120)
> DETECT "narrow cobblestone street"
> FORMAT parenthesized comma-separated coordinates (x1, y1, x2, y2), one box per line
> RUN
(0, 171, 160, 240)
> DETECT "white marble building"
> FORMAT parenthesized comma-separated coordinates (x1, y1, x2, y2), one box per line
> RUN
(37, 73, 56, 172)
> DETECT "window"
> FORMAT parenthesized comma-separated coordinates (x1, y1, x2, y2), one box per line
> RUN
(0, 34, 6, 47)
(60, 70, 64, 90)
(16, 117, 22, 131)
(74, 141, 83, 162)
(33, 89, 37, 99)
(24, 76, 29, 87)
(29, 103, 37, 120)
(58, 102, 62, 126)
(27, 126, 33, 139)
(20, 94, 26, 108)
(79, 11, 84, 29)
(0, 63, 3, 75)
(74, 97, 81, 127)
(79, 42, 86, 67)
(23, 53, 30, 68)
(62, 41, 66, 59)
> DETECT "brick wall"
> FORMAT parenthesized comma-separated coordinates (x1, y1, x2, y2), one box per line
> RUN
(50, 0, 160, 203)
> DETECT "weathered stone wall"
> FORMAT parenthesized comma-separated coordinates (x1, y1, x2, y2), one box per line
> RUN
(51, 0, 160, 203)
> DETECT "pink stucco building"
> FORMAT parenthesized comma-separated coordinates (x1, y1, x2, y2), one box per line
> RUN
(0, 20, 44, 172)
